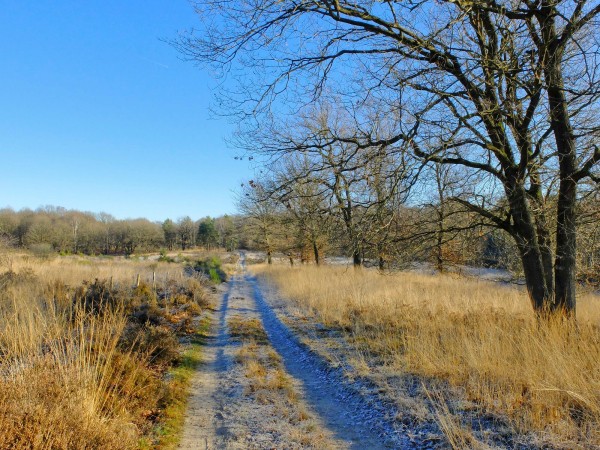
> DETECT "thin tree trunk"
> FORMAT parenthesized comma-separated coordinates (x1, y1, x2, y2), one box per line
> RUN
(352, 249, 361, 267)
(436, 229, 444, 273)
(312, 240, 320, 266)
(435, 163, 446, 273)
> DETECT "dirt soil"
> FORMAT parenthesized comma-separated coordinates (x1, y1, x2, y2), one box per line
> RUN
(179, 254, 419, 449)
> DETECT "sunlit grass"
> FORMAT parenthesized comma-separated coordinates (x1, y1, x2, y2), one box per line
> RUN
(0, 251, 210, 448)
(256, 264, 600, 446)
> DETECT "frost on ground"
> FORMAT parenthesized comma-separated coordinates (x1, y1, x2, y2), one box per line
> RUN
(180, 254, 443, 449)
(179, 259, 347, 449)
(255, 277, 553, 450)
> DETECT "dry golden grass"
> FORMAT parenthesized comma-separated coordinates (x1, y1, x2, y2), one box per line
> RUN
(4, 253, 185, 287)
(229, 316, 291, 396)
(0, 251, 211, 449)
(256, 264, 600, 447)
(0, 274, 141, 449)
(228, 315, 269, 344)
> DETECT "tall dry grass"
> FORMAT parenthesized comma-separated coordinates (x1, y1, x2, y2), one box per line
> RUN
(257, 265, 600, 446)
(0, 274, 142, 448)
(5, 253, 185, 287)
(0, 252, 195, 448)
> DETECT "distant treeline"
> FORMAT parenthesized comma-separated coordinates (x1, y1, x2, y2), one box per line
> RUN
(0, 206, 241, 256)
(2, 201, 599, 286)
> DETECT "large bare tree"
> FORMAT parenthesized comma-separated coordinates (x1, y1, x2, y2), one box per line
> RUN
(180, 0, 600, 315)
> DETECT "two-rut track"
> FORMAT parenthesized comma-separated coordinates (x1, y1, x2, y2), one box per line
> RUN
(179, 254, 411, 449)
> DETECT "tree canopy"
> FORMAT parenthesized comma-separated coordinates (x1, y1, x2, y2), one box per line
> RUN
(181, 0, 600, 315)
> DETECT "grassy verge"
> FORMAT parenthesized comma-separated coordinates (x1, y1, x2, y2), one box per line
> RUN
(151, 315, 211, 449)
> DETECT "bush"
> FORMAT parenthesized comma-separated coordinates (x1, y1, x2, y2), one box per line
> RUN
(73, 278, 122, 315)
(187, 302, 202, 316)
(120, 323, 180, 368)
(29, 243, 55, 259)
(130, 302, 164, 326)
(0, 268, 37, 291)
(193, 256, 227, 283)
(132, 281, 157, 306)
(158, 249, 175, 263)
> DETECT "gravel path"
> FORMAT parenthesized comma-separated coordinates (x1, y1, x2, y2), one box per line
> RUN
(179, 254, 412, 449)
(178, 276, 235, 449)
(249, 274, 412, 449)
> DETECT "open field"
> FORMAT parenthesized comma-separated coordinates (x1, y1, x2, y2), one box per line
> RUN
(0, 250, 218, 449)
(4, 248, 600, 448)
(255, 264, 600, 448)
(1, 248, 238, 285)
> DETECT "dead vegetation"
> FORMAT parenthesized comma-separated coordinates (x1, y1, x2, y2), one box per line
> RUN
(256, 264, 600, 448)
(227, 315, 335, 448)
(230, 316, 302, 409)
(0, 252, 215, 449)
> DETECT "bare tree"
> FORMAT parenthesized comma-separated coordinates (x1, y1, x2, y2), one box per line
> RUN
(238, 102, 413, 267)
(238, 180, 285, 264)
(181, 0, 600, 316)
(268, 155, 334, 265)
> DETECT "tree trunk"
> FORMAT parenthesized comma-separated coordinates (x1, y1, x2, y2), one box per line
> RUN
(534, 210, 555, 299)
(435, 163, 446, 273)
(506, 181, 553, 313)
(267, 250, 272, 265)
(352, 249, 362, 267)
(518, 240, 551, 313)
(436, 230, 444, 273)
(554, 177, 577, 315)
(312, 240, 320, 266)
(540, 0, 578, 316)
(376, 241, 385, 270)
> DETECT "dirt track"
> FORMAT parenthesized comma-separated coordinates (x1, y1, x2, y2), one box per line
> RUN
(179, 254, 411, 449)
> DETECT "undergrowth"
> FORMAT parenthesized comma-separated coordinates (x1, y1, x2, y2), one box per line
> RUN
(0, 254, 217, 449)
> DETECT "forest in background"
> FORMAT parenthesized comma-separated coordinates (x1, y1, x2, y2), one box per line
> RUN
(2, 197, 598, 290)
(0, 206, 239, 256)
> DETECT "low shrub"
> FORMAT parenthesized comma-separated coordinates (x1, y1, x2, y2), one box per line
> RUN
(193, 256, 227, 283)
(73, 278, 123, 315)
(29, 243, 55, 259)
(120, 322, 181, 368)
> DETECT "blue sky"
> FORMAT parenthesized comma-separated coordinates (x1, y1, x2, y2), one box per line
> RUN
(0, 0, 253, 221)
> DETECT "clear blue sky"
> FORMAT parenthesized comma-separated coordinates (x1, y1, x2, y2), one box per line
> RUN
(0, 0, 253, 222)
